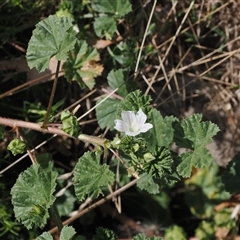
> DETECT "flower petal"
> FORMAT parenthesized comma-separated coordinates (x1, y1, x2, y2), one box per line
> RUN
(125, 130, 140, 136)
(140, 123, 153, 133)
(136, 109, 147, 125)
(114, 119, 126, 132)
(114, 109, 152, 136)
(121, 110, 136, 125)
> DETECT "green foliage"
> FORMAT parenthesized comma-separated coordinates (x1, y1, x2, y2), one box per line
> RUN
(26, 15, 77, 72)
(1, 1, 232, 239)
(64, 40, 103, 90)
(93, 16, 116, 39)
(96, 98, 119, 130)
(59, 226, 76, 240)
(10, 154, 57, 229)
(37, 231, 53, 240)
(55, 190, 76, 217)
(195, 209, 236, 240)
(174, 114, 220, 177)
(116, 90, 152, 118)
(108, 40, 137, 68)
(24, 98, 65, 122)
(214, 209, 236, 229)
(91, 0, 131, 17)
(185, 163, 230, 218)
(61, 110, 80, 137)
(56, 0, 85, 18)
(93, 227, 117, 240)
(195, 220, 215, 240)
(37, 226, 76, 240)
(107, 69, 137, 98)
(119, 135, 179, 192)
(142, 146, 173, 179)
(133, 233, 163, 240)
(73, 151, 115, 201)
(149, 109, 178, 147)
(96, 69, 137, 130)
(91, 0, 132, 38)
(137, 173, 159, 194)
(164, 225, 186, 240)
(221, 152, 240, 194)
(0, 205, 20, 237)
(7, 138, 26, 156)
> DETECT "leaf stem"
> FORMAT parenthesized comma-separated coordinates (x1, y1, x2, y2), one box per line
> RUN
(49, 204, 63, 232)
(42, 60, 61, 128)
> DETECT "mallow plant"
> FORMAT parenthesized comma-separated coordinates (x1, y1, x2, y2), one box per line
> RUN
(0, 12, 239, 240)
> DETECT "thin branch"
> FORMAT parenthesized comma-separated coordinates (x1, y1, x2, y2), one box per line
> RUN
(134, 0, 157, 75)
(48, 178, 139, 235)
(0, 116, 73, 138)
(42, 60, 61, 127)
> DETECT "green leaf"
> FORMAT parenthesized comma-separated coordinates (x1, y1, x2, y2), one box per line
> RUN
(91, 0, 132, 17)
(93, 227, 117, 240)
(143, 147, 173, 178)
(93, 16, 116, 38)
(133, 234, 147, 240)
(174, 114, 220, 177)
(116, 90, 152, 118)
(164, 225, 186, 240)
(7, 138, 26, 156)
(11, 154, 57, 229)
(214, 209, 235, 229)
(73, 151, 115, 201)
(149, 109, 178, 147)
(56, 190, 76, 217)
(60, 226, 76, 240)
(64, 40, 103, 90)
(96, 98, 119, 130)
(133, 233, 163, 240)
(108, 40, 136, 68)
(37, 226, 76, 240)
(195, 221, 215, 240)
(26, 15, 77, 72)
(37, 231, 53, 240)
(142, 146, 179, 186)
(61, 110, 80, 137)
(107, 69, 137, 97)
(221, 152, 240, 194)
(185, 163, 230, 218)
(137, 173, 159, 194)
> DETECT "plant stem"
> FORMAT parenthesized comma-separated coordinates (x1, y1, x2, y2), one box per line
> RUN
(42, 60, 61, 128)
(78, 134, 106, 147)
(50, 204, 63, 232)
(0, 116, 73, 138)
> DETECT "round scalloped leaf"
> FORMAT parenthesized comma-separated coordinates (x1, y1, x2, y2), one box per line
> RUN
(116, 90, 152, 118)
(37, 226, 76, 240)
(73, 151, 115, 201)
(91, 0, 132, 17)
(37, 232, 53, 240)
(60, 226, 76, 240)
(26, 15, 77, 72)
(11, 156, 57, 229)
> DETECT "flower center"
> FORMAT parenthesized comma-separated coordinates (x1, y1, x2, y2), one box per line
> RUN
(128, 123, 140, 133)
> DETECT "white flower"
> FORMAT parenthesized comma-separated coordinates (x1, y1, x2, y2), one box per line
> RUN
(114, 109, 153, 136)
